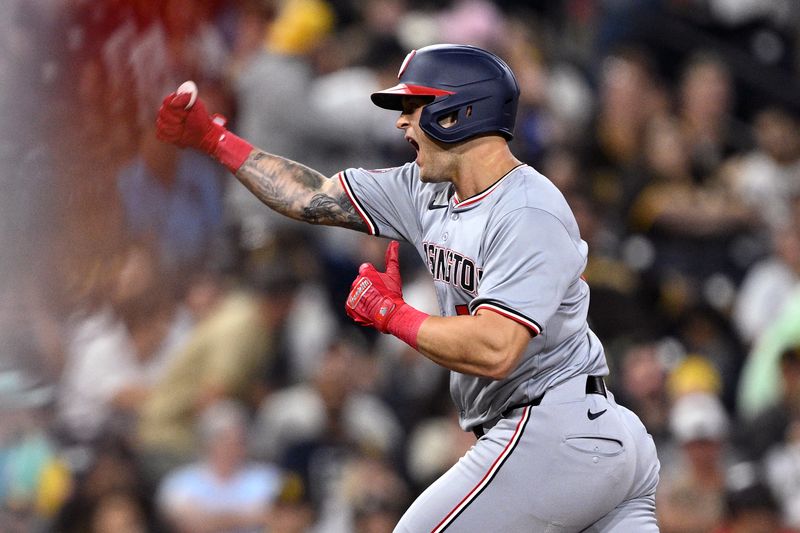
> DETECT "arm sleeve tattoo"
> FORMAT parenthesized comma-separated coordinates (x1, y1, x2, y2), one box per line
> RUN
(235, 150, 368, 232)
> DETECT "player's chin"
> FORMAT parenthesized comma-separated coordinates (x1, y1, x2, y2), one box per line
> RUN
(415, 158, 432, 182)
(417, 167, 448, 183)
(417, 169, 435, 183)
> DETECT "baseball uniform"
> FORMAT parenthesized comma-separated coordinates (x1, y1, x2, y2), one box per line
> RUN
(338, 162, 660, 532)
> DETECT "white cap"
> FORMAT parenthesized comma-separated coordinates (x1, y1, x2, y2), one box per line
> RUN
(670, 392, 729, 443)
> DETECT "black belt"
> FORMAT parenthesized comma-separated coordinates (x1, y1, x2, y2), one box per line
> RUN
(471, 375, 607, 439)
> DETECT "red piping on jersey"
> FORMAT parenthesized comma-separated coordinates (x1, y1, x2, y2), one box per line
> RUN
(431, 406, 532, 532)
(338, 171, 376, 235)
(473, 303, 541, 336)
(452, 164, 525, 209)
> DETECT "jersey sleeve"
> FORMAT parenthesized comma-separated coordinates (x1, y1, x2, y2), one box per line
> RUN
(469, 207, 587, 336)
(337, 164, 422, 242)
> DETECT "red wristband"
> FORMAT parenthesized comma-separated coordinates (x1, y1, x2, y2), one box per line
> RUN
(386, 303, 428, 350)
(212, 130, 253, 174)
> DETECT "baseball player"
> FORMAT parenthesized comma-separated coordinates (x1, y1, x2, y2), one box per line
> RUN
(156, 44, 660, 532)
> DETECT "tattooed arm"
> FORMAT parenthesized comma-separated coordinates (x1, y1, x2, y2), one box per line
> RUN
(235, 150, 368, 232)
(154, 90, 367, 232)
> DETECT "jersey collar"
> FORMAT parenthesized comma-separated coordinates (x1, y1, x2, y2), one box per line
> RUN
(452, 164, 525, 211)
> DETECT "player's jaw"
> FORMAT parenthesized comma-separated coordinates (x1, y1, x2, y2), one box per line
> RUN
(413, 134, 457, 183)
(397, 101, 454, 183)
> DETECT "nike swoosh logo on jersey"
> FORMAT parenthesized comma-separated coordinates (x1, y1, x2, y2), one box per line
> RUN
(587, 408, 607, 420)
(427, 197, 448, 210)
(427, 187, 453, 210)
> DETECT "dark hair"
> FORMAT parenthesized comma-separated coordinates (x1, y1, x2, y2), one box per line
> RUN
(244, 260, 301, 296)
(780, 345, 800, 365)
(725, 481, 780, 517)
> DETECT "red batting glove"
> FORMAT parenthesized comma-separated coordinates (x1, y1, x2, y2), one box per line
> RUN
(155, 90, 253, 174)
(345, 241, 428, 349)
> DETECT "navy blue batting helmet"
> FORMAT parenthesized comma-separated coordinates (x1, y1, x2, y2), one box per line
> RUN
(371, 44, 520, 143)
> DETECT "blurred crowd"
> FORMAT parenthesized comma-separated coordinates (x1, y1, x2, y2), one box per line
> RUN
(2, 0, 800, 532)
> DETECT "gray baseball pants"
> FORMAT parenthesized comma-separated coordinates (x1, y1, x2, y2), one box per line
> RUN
(394, 374, 660, 532)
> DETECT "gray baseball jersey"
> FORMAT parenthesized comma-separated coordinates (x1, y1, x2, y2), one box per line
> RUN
(338, 162, 659, 532)
(338, 162, 609, 430)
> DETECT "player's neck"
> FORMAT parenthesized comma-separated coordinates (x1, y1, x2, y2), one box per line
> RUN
(451, 137, 522, 200)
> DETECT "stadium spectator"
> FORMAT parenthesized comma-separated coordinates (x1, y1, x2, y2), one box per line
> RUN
(116, 127, 225, 273)
(0, 367, 67, 531)
(137, 257, 301, 480)
(56, 240, 192, 443)
(263, 473, 317, 533)
(723, 107, 800, 232)
(226, 0, 335, 248)
(628, 115, 754, 294)
(657, 392, 733, 533)
(404, 407, 476, 493)
(582, 45, 667, 229)
(251, 335, 402, 464)
(53, 436, 155, 533)
(676, 51, 748, 179)
(713, 469, 796, 533)
(737, 196, 800, 419)
(157, 400, 282, 533)
(736, 346, 800, 461)
(732, 215, 800, 347)
(6, 1, 800, 531)
(613, 341, 672, 447)
(90, 491, 150, 533)
(765, 419, 800, 529)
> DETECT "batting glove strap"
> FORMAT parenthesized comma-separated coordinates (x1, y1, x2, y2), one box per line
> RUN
(212, 126, 254, 174)
(385, 301, 428, 349)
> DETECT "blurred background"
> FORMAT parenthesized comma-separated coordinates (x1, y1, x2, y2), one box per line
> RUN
(1, 0, 800, 531)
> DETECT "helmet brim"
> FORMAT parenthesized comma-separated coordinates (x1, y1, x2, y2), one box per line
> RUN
(370, 83, 455, 110)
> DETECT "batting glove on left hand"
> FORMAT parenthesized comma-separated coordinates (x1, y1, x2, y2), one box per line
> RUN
(345, 241, 428, 348)
(156, 83, 253, 173)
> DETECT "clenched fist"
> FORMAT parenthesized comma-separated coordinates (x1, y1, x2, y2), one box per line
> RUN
(155, 83, 253, 173)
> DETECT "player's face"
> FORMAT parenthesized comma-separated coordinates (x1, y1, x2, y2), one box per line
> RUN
(396, 97, 457, 183)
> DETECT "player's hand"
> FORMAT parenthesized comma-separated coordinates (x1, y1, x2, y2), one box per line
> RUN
(345, 240, 405, 332)
(155, 82, 253, 173)
(345, 241, 429, 348)
(156, 91, 227, 153)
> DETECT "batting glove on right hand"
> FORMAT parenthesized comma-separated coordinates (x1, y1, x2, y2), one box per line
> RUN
(156, 92, 223, 150)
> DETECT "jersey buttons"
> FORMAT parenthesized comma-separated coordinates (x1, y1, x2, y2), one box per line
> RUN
(451, 213, 459, 221)
(442, 232, 449, 241)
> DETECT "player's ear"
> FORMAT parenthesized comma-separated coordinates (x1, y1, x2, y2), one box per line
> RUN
(437, 111, 459, 129)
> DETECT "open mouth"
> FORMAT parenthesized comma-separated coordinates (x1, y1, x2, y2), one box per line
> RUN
(406, 137, 419, 151)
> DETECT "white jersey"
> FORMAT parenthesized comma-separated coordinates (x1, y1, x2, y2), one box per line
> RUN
(338, 162, 608, 430)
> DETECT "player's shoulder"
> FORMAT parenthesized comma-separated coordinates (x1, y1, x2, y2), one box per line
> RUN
(498, 164, 572, 216)
(491, 166, 586, 256)
(348, 161, 417, 179)
(488, 165, 582, 240)
(343, 162, 420, 192)
(346, 162, 447, 200)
